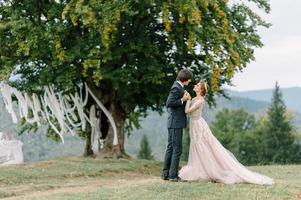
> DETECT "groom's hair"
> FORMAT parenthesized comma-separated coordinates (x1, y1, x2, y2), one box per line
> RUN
(176, 69, 193, 82)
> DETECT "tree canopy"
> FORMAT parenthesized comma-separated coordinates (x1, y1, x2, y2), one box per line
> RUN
(0, 0, 271, 157)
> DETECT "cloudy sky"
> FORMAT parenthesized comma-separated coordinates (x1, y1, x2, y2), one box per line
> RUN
(228, 0, 301, 91)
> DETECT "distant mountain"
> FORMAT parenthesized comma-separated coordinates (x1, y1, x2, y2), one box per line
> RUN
(227, 87, 301, 113)
(227, 87, 301, 130)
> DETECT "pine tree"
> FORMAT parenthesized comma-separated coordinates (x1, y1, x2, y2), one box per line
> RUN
(262, 82, 301, 164)
(138, 135, 154, 160)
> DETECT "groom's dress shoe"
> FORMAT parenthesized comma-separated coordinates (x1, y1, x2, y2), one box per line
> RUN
(161, 174, 169, 181)
(169, 177, 186, 182)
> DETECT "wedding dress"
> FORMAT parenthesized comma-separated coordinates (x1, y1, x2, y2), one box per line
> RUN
(179, 97, 274, 185)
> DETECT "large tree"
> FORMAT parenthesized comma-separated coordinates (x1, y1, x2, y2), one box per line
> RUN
(0, 0, 270, 158)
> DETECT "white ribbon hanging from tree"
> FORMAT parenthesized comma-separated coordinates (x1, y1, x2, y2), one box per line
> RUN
(0, 82, 118, 146)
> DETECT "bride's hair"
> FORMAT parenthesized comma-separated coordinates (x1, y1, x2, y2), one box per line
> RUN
(199, 81, 208, 96)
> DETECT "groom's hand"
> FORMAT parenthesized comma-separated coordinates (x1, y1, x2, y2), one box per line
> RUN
(181, 91, 190, 102)
(185, 90, 191, 100)
(185, 91, 191, 100)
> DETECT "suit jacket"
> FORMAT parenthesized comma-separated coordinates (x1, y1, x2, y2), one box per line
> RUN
(166, 81, 187, 129)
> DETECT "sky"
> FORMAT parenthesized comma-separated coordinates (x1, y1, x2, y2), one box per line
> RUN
(227, 0, 301, 91)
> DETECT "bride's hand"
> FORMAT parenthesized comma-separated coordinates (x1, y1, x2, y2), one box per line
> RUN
(182, 92, 189, 102)
(185, 91, 191, 100)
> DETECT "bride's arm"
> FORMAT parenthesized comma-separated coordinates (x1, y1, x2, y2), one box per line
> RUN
(185, 100, 191, 113)
(185, 99, 203, 114)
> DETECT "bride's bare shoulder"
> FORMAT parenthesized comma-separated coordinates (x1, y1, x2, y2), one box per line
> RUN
(192, 97, 205, 104)
(199, 98, 205, 104)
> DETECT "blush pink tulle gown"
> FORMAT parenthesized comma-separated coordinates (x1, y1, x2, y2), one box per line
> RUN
(179, 97, 274, 185)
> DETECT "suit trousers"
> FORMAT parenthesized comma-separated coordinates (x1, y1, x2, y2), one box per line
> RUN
(162, 128, 183, 179)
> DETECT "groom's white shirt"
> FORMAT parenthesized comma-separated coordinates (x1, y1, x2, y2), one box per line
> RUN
(176, 81, 184, 88)
(176, 81, 184, 104)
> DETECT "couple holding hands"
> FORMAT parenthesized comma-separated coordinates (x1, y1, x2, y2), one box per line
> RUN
(162, 69, 273, 185)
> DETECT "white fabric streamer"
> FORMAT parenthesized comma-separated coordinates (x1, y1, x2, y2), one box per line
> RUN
(0, 84, 18, 123)
(85, 83, 118, 145)
(0, 82, 118, 147)
(90, 105, 101, 154)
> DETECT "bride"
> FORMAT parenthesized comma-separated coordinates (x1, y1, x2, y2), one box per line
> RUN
(179, 81, 274, 185)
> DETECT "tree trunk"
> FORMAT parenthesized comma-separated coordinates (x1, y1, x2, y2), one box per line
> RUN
(83, 123, 94, 157)
(98, 101, 130, 159)
(84, 80, 131, 159)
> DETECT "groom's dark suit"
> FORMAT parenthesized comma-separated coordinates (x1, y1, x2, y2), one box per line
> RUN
(163, 81, 187, 180)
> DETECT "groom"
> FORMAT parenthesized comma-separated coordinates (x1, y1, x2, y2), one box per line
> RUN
(162, 69, 193, 182)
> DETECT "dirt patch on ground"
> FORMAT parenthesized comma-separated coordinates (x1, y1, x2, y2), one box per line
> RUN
(1, 172, 161, 200)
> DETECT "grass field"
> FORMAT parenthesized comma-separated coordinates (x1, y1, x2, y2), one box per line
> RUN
(0, 157, 300, 200)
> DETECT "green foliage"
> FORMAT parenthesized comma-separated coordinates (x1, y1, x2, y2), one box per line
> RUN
(124, 112, 143, 137)
(138, 134, 154, 160)
(260, 82, 301, 164)
(211, 108, 256, 151)
(211, 108, 260, 164)
(211, 84, 301, 165)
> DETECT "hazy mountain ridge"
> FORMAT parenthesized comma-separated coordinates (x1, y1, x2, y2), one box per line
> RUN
(227, 87, 301, 130)
(227, 87, 301, 112)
